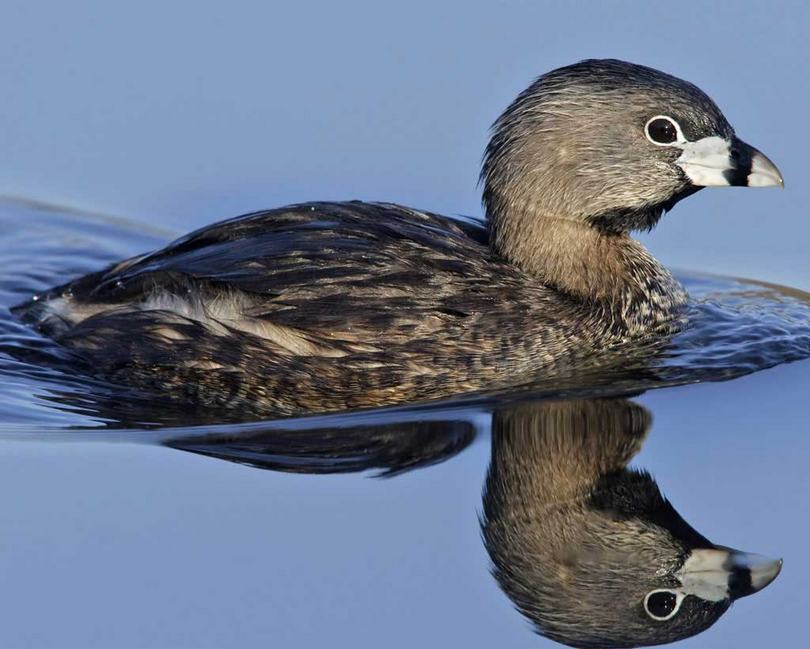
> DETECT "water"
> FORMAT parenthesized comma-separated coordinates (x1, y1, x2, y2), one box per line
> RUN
(1, 3, 808, 646)
(0, 199, 808, 648)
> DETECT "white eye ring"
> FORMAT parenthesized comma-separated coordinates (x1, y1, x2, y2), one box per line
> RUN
(643, 589, 686, 621)
(644, 115, 687, 147)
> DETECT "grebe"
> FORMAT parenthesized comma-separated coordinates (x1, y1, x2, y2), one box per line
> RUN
(14, 60, 783, 416)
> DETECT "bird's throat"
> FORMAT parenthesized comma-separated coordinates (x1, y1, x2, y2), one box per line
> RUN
(491, 213, 686, 336)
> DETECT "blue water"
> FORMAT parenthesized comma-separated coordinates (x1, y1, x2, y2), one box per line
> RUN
(1, 2, 809, 647)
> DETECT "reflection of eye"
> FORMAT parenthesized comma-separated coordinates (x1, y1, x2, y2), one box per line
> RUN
(645, 116, 679, 145)
(644, 590, 683, 621)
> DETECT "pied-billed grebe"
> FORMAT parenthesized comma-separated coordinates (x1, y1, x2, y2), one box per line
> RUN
(14, 59, 783, 416)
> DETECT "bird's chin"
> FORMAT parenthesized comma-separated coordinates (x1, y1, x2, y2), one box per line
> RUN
(662, 183, 704, 212)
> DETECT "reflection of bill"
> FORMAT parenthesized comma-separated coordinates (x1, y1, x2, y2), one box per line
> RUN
(167, 396, 781, 648)
(482, 399, 781, 648)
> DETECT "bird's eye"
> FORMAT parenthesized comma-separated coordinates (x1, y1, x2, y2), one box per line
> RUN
(643, 590, 684, 621)
(645, 116, 680, 145)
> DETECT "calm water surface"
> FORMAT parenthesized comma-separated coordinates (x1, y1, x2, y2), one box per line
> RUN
(0, 199, 808, 648)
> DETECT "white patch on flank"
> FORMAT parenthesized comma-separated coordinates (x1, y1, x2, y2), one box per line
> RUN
(44, 289, 355, 357)
(141, 290, 348, 356)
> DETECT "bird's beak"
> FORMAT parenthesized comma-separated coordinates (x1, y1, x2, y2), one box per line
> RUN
(676, 136, 784, 188)
(677, 547, 783, 601)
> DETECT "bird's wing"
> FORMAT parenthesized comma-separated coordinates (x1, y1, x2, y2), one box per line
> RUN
(56, 201, 525, 346)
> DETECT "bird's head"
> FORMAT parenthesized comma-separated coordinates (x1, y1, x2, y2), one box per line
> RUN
(482, 59, 783, 238)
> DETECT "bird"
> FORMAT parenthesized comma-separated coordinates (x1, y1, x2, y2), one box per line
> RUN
(481, 398, 782, 648)
(12, 59, 784, 417)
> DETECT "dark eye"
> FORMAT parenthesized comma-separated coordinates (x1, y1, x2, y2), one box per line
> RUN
(644, 590, 682, 621)
(645, 117, 679, 145)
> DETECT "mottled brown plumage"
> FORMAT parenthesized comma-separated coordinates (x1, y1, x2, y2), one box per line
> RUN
(13, 60, 782, 416)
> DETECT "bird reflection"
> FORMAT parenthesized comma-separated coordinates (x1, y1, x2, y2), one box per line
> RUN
(482, 399, 781, 648)
(165, 397, 780, 648)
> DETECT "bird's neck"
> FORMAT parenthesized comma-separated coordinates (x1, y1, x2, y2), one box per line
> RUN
(481, 399, 650, 609)
(487, 400, 648, 510)
(490, 211, 686, 335)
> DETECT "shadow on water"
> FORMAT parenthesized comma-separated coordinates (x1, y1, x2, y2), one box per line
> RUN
(0, 198, 801, 647)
